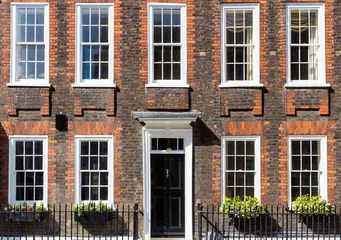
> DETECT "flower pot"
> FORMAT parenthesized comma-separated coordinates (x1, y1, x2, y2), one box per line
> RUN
(233, 215, 281, 235)
(6, 211, 44, 222)
(74, 211, 113, 222)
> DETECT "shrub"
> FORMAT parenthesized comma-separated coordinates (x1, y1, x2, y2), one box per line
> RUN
(292, 195, 335, 215)
(220, 196, 266, 219)
(72, 201, 115, 217)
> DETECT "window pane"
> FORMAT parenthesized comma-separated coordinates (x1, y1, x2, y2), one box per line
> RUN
(37, 46, 45, 61)
(18, 62, 26, 79)
(301, 28, 309, 44)
(16, 187, 24, 201)
(291, 10, 299, 26)
(300, 64, 308, 80)
(292, 156, 300, 170)
(154, 64, 162, 79)
(25, 156, 33, 170)
(36, 26, 44, 42)
(163, 63, 171, 79)
(17, 8, 26, 24)
(227, 64, 234, 81)
(154, 9, 162, 25)
(236, 172, 244, 185)
(27, 8, 35, 24)
(312, 156, 319, 170)
(246, 141, 254, 155)
(82, 46, 90, 61)
(246, 156, 254, 170)
(173, 27, 180, 43)
(226, 28, 234, 44)
(291, 64, 299, 80)
(291, 28, 299, 44)
(91, 26, 99, 42)
(310, 10, 318, 26)
(292, 141, 300, 155)
(246, 187, 254, 196)
(163, 27, 171, 43)
(236, 156, 244, 170)
(91, 187, 99, 200)
(100, 26, 108, 42)
(236, 47, 243, 63)
(34, 156, 43, 170)
(82, 26, 89, 42)
(35, 187, 43, 200)
(99, 157, 107, 170)
(16, 141, 24, 155)
(173, 64, 180, 80)
(154, 27, 162, 43)
(101, 46, 109, 61)
(91, 63, 99, 79)
(27, 62, 35, 78)
(81, 187, 89, 200)
(16, 157, 24, 170)
(81, 157, 89, 170)
(163, 9, 171, 25)
(312, 172, 318, 186)
(36, 172, 44, 185)
(164, 46, 171, 62)
(245, 10, 253, 26)
(235, 64, 243, 80)
(235, 10, 243, 27)
(91, 172, 99, 185)
(154, 46, 162, 62)
(18, 26, 26, 42)
(100, 172, 108, 185)
(291, 187, 300, 201)
(91, 8, 99, 25)
(18, 46, 27, 61)
(312, 141, 319, 154)
(100, 142, 108, 155)
(100, 187, 108, 200)
(226, 47, 234, 63)
(236, 29, 243, 44)
(291, 172, 300, 186)
(82, 8, 90, 25)
(173, 9, 180, 25)
(226, 10, 234, 27)
(227, 173, 234, 186)
(82, 63, 90, 79)
(246, 173, 254, 186)
(227, 156, 234, 170)
(81, 172, 90, 185)
(101, 63, 108, 79)
(16, 172, 25, 185)
(27, 26, 35, 42)
(302, 172, 310, 186)
(90, 157, 98, 170)
(27, 46, 35, 61)
(236, 187, 244, 197)
(90, 142, 98, 155)
(26, 172, 34, 185)
(227, 141, 234, 155)
(302, 156, 310, 170)
(100, 8, 108, 25)
(291, 46, 299, 63)
(236, 141, 244, 155)
(37, 63, 44, 78)
(91, 45, 100, 61)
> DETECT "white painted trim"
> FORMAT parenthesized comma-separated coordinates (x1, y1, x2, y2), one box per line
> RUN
(286, 3, 326, 84)
(148, 4, 187, 86)
(7, 83, 51, 88)
(8, 135, 48, 206)
(219, 83, 264, 88)
(74, 135, 114, 205)
(75, 4, 114, 87)
(143, 126, 193, 240)
(72, 83, 116, 88)
(221, 136, 261, 203)
(221, 4, 260, 85)
(10, 3, 50, 85)
(145, 84, 190, 88)
(285, 83, 330, 88)
(287, 135, 327, 206)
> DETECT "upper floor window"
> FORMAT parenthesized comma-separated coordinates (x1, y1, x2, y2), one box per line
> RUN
(221, 4, 260, 87)
(10, 3, 49, 86)
(288, 136, 327, 205)
(222, 136, 260, 200)
(74, 4, 114, 87)
(286, 4, 325, 85)
(148, 4, 187, 87)
(9, 136, 48, 205)
(75, 136, 114, 204)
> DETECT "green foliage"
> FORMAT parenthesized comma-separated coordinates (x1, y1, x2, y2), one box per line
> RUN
(72, 201, 115, 217)
(220, 196, 266, 219)
(7, 202, 47, 212)
(292, 195, 335, 215)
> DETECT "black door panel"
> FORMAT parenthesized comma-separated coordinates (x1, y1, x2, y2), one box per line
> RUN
(151, 154, 185, 237)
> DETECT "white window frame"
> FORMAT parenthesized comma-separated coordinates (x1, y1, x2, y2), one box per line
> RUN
(221, 136, 261, 202)
(74, 135, 114, 204)
(147, 3, 188, 88)
(220, 4, 262, 88)
(74, 3, 115, 88)
(8, 135, 48, 205)
(288, 135, 327, 205)
(285, 3, 328, 88)
(9, 3, 50, 87)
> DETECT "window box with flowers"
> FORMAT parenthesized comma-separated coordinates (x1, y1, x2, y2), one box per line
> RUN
(292, 195, 339, 233)
(72, 202, 116, 222)
(220, 196, 279, 234)
(5, 202, 47, 222)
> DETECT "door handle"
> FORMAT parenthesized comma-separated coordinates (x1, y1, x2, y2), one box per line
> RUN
(166, 169, 169, 179)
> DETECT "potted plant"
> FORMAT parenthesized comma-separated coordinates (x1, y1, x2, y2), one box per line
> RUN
(220, 196, 274, 234)
(72, 201, 115, 222)
(5, 202, 47, 222)
(292, 195, 338, 233)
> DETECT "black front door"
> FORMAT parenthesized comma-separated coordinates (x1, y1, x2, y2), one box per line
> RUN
(151, 154, 185, 237)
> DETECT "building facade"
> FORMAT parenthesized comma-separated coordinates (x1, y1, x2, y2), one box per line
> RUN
(0, 0, 340, 239)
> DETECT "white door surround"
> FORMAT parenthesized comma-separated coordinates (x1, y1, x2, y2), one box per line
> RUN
(133, 112, 201, 240)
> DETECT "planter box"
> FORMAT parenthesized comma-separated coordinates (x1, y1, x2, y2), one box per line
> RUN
(300, 214, 340, 233)
(233, 215, 282, 235)
(6, 211, 44, 222)
(74, 211, 113, 222)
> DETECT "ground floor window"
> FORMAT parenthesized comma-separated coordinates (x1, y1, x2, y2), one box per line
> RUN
(9, 136, 48, 204)
(222, 136, 260, 200)
(75, 136, 113, 204)
(289, 136, 327, 203)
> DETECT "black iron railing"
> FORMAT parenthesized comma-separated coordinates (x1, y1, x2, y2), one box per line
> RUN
(198, 204, 341, 239)
(0, 203, 142, 240)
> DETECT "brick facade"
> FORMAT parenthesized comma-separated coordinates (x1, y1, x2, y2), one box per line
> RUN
(0, 0, 340, 231)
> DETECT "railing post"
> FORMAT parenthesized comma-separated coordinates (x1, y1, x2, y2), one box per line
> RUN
(133, 203, 138, 240)
(198, 203, 203, 240)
